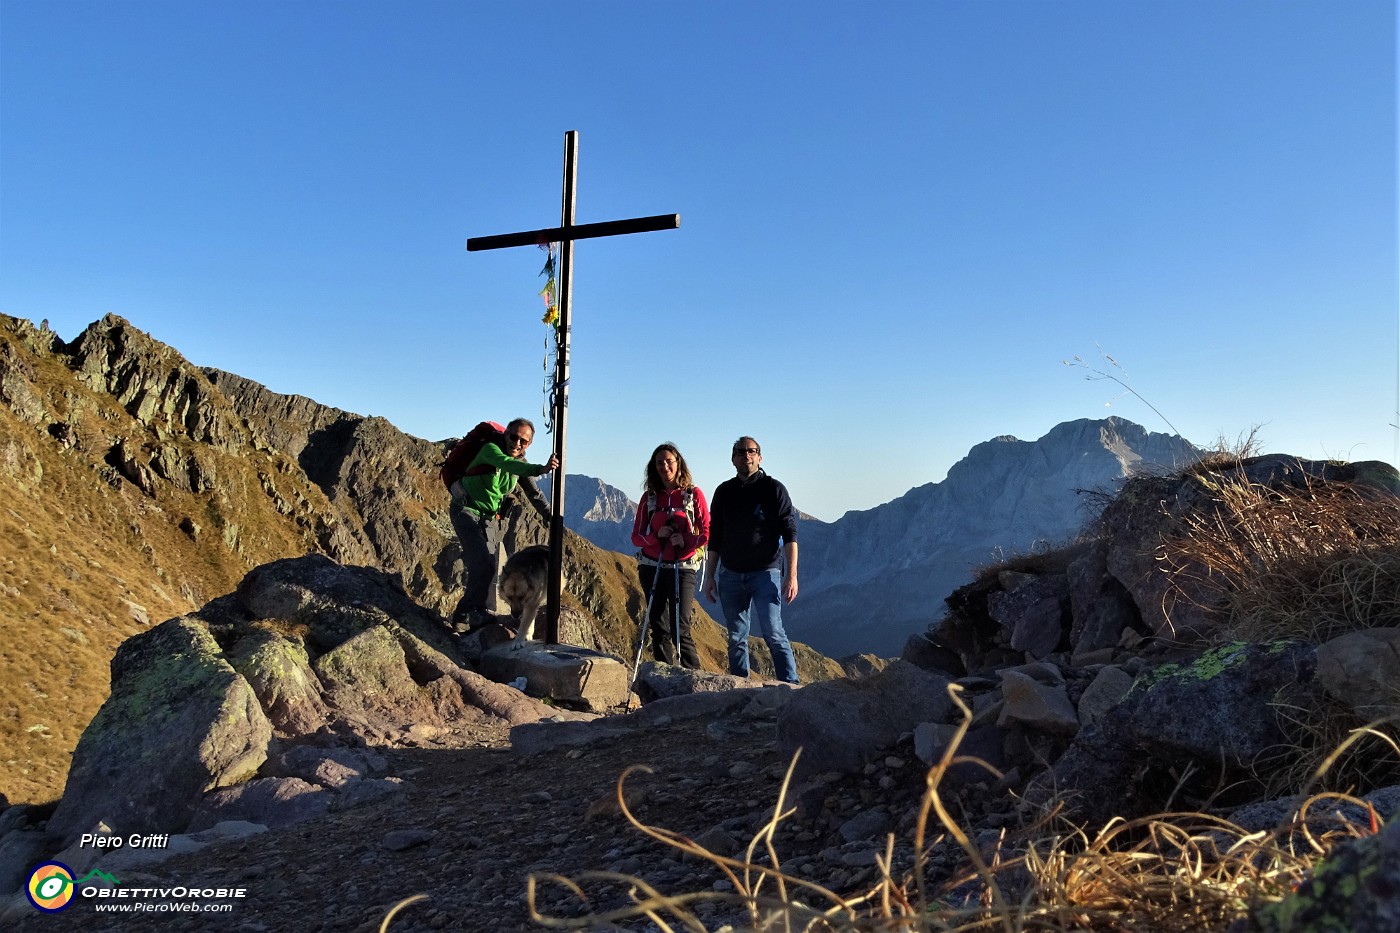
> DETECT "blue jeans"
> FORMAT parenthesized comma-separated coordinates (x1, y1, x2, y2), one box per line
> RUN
(715, 565, 799, 684)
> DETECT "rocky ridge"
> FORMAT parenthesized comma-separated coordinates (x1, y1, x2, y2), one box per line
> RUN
(0, 313, 838, 805)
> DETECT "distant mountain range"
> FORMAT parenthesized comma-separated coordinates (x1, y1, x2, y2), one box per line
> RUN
(553, 418, 1200, 658)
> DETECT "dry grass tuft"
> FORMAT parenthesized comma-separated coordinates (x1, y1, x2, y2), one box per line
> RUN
(1182, 428, 1267, 475)
(1158, 469, 1400, 645)
(1257, 703, 1400, 804)
(379, 894, 429, 931)
(972, 542, 1088, 586)
(250, 618, 313, 642)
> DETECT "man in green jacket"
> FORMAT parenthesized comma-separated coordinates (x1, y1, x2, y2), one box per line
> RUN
(449, 418, 558, 630)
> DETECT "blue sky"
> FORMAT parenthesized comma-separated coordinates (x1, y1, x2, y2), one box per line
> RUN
(2, 0, 1396, 522)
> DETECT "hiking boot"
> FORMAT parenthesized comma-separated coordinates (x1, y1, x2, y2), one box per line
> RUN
(451, 608, 495, 635)
(461, 610, 498, 634)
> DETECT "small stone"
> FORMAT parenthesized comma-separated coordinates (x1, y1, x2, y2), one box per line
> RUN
(838, 809, 894, 843)
(841, 848, 881, 867)
(694, 826, 742, 857)
(382, 829, 433, 851)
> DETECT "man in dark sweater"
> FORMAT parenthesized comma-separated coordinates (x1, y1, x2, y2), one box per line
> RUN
(702, 436, 800, 684)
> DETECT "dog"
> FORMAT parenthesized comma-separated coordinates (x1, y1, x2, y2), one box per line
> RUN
(498, 545, 558, 648)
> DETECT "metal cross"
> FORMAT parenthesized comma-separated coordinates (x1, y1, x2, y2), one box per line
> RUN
(467, 130, 680, 644)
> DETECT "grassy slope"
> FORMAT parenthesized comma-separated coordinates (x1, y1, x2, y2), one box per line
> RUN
(0, 322, 345, 802)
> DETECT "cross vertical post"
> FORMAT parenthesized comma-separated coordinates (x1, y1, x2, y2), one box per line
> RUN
(466, 131, 679, 645)
(546, 131, 577, 646)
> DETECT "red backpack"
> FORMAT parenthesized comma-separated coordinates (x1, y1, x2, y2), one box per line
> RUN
(440, 421, 505, 491)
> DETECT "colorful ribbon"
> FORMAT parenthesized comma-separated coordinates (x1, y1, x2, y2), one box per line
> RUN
(538, 244, 559, 326)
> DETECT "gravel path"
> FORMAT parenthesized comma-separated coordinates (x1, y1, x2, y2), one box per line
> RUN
(12, 691, 958, 933)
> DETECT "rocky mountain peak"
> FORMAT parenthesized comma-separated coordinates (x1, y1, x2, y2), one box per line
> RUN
(539, 474, 639, 553)
(784, 417, 1200, 657)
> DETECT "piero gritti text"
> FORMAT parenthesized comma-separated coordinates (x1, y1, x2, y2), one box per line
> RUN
(78, 832, 171, 849)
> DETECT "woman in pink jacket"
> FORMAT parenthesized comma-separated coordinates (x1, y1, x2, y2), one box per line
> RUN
(630, 443, 710, 668)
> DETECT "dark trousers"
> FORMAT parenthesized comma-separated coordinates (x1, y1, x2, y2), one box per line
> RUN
(637, 564, 700, 668)
(450, 501, 504, 620)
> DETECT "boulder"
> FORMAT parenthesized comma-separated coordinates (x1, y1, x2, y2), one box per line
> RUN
(1076, 665, 1134, 729)
(1028, 641, 1321, 826)
(777, 660, 954, 779)
(187, 777, 331, 832)
(1113, 642, 1317, 764)
(988, 573, 1069, 659)
(0, 828, 62, 897)
(913, 721, 1007, 786)
(478, 642, 629, 713)
(234, 553, 462, 661)
(997, 669, 1078, 735)
(899, 632, 965, 677)
(1248, 819, 1400, 933)
(1315, 628, 1400, 720)
(313, 625, 472, 737)
(1066, 540, 1141, 655)
(227, 627, 329, 734)
(48, 618, 272, 845)
(633, 662, 764, 701)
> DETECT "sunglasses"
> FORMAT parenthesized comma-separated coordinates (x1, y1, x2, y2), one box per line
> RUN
(733, 447, 760, 455)
(506, 433, 532, 447)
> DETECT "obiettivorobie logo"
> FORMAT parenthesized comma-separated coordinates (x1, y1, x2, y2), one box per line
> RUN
(26, 859, 248, 916)
(26, 862, 120, 913)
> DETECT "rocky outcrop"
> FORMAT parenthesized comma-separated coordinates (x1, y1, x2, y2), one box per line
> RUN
(727, 454, 1400, 926)
(14, 554, 583, 873)
(1094, 454, 1400, 640)
(47, 619, 273, 844)
(920, 455, 1400, 678)
(776, 661, 954, 779)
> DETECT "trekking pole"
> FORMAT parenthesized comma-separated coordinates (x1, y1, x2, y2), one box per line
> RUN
(672, 556, 682, 667)
(628, 560, 664, 693)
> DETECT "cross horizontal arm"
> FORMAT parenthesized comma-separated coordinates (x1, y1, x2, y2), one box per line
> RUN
(466, 213, 680, 251)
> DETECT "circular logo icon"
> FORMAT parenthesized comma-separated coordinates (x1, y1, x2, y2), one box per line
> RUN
(27, 862, 76, 912)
